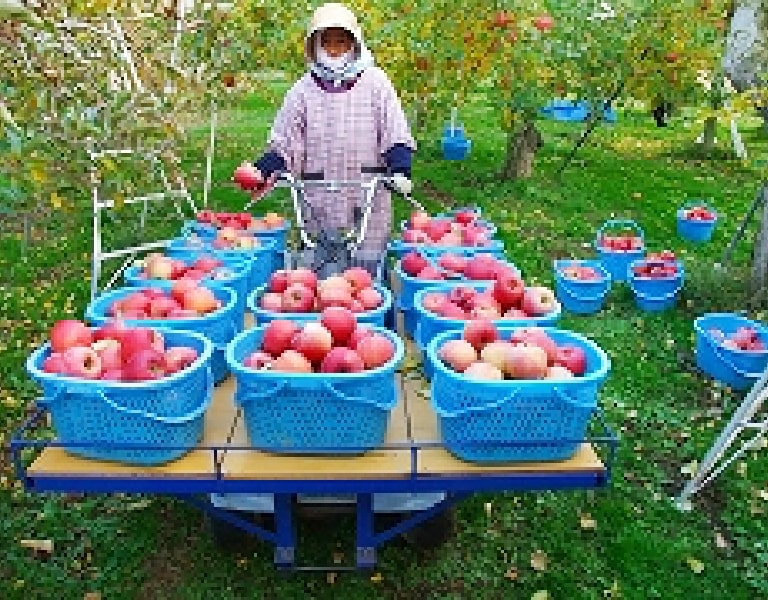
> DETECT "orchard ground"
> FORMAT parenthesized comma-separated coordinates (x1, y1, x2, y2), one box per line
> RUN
(1, 84, 768, 599)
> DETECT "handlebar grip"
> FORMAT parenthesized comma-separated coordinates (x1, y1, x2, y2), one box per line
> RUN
(361, 166, 388, 174)
(301, 172, 325, 181)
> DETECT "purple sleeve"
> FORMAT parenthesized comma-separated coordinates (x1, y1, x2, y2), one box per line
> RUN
(373, 68, 417, 156)
(265, 79, 307, 174)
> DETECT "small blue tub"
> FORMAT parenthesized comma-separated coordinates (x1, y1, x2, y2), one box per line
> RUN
(694, 313, 768, 391)
(627, 259, 684, 312)
(553, 259, 612, 315)
(594, 219, 645, 283)
(677, 202, 718, 243)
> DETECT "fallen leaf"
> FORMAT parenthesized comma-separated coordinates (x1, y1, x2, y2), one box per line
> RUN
(504, 566, 518, 581)
(326, 572, 337, 584)
(84, 593, 101, 600)
(370, 572, 383, 583)
(484, 502, 493, 517)
(686, 557, 705, 573)
(332, 551, 344, 564)
(531, 550, 548, 572)
(680, 461, 698, 476)
(580, 513, 597, 530)
(737, 462, 747, 476)
(20, 539, 53, 554)
(714, 531, 729, 550)
(531, 591, 550, 600)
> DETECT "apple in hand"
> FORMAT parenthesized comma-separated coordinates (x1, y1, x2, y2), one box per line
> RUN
(232, 164, 262, 191)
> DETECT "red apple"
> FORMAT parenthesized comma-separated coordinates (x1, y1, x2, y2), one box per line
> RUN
(400, 251, 429, 277)
(438, 339, 478, 372)
(342, 267, 373, 293)
(50, 320, 92, 353)
(320, 346, 365, 373)
(402, 229, 430, 244)
(533, 14, 554, 32)
(554, 344, 587, 376)
(463, 361, 504, 380)
(243, 350, 273, 370)
(260, 292, 284, 312)
(409, 211, 431, 231)
(463, 319, 499, 351)
(521, 286, 558, 316)
(415, 266, 444, 280)
(91, 339, 122, 372)
(464, 255, 498, 280)
(348, 325, 374, 350)
(164, 346, 198, 374)
(269, 270, 290, 293)
(272, 349, 313, 373)
(480, 341, 513, 372)
(356, 287, 382, 311)
(287, 268, 318, 291)
(282, 283, 315, 313)
(42, 352, 68, 374)
(492, 273, 525, 310)
(120, 327, 155, 358)
(182, 286, 220, 314)
(232, 164, 262, 191)
(318, 275, 353, 296)
(437, 253, 467, 274)
(355, 333, 395, 369)
(293, 322, 333, 364)
(92, 320, 128, 344)
(510, 328, 559, 365)
(149, 295, 181, 318)
(320, 306, 357, 346)
(440, 301, 468, 319)
(261, 320, 301, 358)
(503, 344, 548, 379)
(62, 346, 101, 379)
(123, 348, 168, 381)
(317, 286, 354, 310)
(546, 365, 575, 379)
(422, 292, 448, 315)
(171, 278, 200, 305)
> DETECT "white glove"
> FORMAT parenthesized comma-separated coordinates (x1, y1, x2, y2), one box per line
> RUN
(390, 173, 413, 196)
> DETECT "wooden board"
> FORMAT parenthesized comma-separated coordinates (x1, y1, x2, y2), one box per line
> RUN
(221, 381, 413, 480)
(26, 376, 240, 479)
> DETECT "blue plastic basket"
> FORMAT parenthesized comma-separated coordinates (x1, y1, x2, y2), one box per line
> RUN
(246, 283, 393, 328)
(694, 313, 768, 391)
(553, 259, 612, 315)
(387, 238, 505, 261)
(165, 236, 276, 291)
(181, 219, 288, 270)
(413, 283, 562, 352)
(85, 285, 239, 384)
(393, 256, 520, 311)
(25, 329, 213, 465)
(225, 325, 404, 454)
(123, 257, 250, 330)
(676, 202, 718, 243)
(594, 219, 645, 283)
(425, 327, 610, 462)
(397, 303, 418, 339)
(627, 260, 685, 312)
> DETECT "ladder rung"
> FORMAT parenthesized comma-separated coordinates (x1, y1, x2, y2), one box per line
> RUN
(96, 191, 188, 209)
(99, 240, 170, 260)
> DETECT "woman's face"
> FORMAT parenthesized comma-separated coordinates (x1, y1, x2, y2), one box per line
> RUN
(320, 27, 354, 57)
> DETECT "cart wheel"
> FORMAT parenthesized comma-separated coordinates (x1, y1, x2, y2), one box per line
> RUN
(204, 509, 274, 553)
(402, 505, 456, 551)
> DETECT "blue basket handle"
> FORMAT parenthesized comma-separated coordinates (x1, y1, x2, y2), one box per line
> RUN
(679, 200, 716, 213)
(323, 380, 393, 409)
(556, 280, 609, 302)
(235, 380, 289, 407)
(595, 219, 645, 244)
(704, 335, 765, 380)
(437, 385, 595, 419)
(629, 279, 684, 301)
(38, 366, 214, 423)
(212, 318, 239, 351)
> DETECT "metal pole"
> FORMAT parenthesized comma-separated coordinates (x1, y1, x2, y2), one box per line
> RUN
(203, 99, 217, 210)
(721, 181, 768, 266)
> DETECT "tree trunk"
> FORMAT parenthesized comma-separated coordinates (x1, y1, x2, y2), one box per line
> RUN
(501, 118, 542, 180)
(750, 183, 768, 292)
(700, 116, 718, 154)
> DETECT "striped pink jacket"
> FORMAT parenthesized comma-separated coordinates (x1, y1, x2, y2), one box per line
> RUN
(265, 66, 416, 259)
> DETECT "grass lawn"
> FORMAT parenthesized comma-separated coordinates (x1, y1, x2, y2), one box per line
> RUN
(2, 83, 768, 599)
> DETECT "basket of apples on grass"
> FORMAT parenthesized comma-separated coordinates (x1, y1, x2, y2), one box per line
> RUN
(26, 319, 214, 465)
(124, 252, 250, 329)
(426, 319, 610, 463)
(85, 283, 238, 384)
(594, 219, 645, 283)
(676, 202, 717, 243)
(247, 267, 392, 327)
(388, 210, 505, 259)
(627, 250, 684, 312)
(167, 226, 277, 290)
(553, 259, 611, 315)
(225, 307, 404, 454)
(694, 313, 768, 391)
(394, 250, 525, 337)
